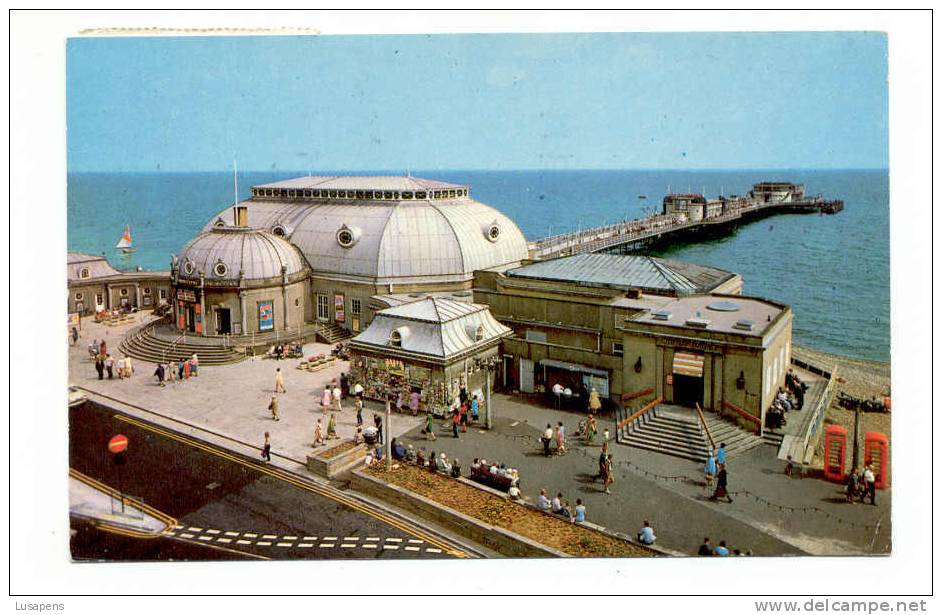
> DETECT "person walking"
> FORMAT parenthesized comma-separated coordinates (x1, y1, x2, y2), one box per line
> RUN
(451, 408, 460, 438)
(595, 447, 607, 482)
(70, 326, 79, 346)
(190, 353, 199, 377)
(470, 394, 480, 423)
(260, 432, 272, 462)
(588, 388, 602, 415)
(586, 414, 598, 445)
(166, 360, 176, 383)
(99, 340, 108, 357)
(115, 356, 126, 379)
(312, 419, 325, 447)
(424, 411, 437, 441)
(177, 358, 185, 381)
(459, 401, 469, 433)
(712, 463, 733, 503)
(321, 387, 332, 415)
(104, 354, 114, 379)
(124, 355, 134, 378)
(542, 423, 553, 456)
(268, 395, 280, 421)
(863, 464, 877, 505)
(555, 421, 566, 454)
(409, 389, 420, 417)
(332, 384, 343, 412)
(183, 357, 192, 380)
(327, 413, 338, 439)
(355, 396, 364, 427)
(602, 454, 615, 494)
(705, 451, 717, 488)
(340, 372, 349, 399)
(374, 413, 383, 444)
(154, 363, 166, 387)
(274, 367, 286, 393)
(716, 443, 727, 466)
(95, 355, 105, 380)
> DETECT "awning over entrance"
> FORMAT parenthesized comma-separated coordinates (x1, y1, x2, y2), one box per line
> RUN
(539, 359, 608, 378)
(672, 351, 704, 377)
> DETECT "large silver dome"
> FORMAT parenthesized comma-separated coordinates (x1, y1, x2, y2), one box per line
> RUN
(177, 227, 307, 284)
(202, 176, 530, 285)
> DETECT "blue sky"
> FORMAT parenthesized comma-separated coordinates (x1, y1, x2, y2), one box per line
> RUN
(67, 32, 887, 172)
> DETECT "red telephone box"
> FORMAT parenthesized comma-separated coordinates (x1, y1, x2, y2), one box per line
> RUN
(823, 425, 847, 483)
(864, 432, 889, 489)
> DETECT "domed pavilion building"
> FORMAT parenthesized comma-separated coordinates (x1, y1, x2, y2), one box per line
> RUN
(199, 175, 530, 337)
(172, 207, 309, 336)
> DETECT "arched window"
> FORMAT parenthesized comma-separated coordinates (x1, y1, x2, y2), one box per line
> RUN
(80, 268, 90, 279)
(390, 330, 403, 348)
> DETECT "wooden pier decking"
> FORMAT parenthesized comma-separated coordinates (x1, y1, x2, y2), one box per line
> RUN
(529, 197, 843, 260)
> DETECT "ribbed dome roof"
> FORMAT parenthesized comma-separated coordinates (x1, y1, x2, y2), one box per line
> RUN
(178, 227, 306, 282)
(202, 177, 529, 284)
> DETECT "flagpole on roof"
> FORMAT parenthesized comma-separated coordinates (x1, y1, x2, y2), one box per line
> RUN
(233, 159, 239, 206)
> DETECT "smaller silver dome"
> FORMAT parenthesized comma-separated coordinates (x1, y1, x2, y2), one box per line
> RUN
(178, 227, 307, 283)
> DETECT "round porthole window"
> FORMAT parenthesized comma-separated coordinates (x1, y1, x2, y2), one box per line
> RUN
(213, 260, 229, 278)
(213, 217, 225, 227)
(143, 287, 151, 295)
(336, 225, 360, 248)
(75, 292, 84, 301)
(183, 260, 195, 275)
(120, 288, 129, 296)
(272, 224, 287, 238)
(486, 221, 502, 242)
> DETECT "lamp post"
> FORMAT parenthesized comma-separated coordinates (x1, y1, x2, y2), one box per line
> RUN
(385, 384, 394, 471)
(483, 355, 499, 431)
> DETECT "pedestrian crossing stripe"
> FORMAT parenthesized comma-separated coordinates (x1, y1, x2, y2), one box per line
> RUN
(276, 542, 293, 547)
(262, 534, 277, 539)
(180, 533, 195, 539)
(236, 540, 251, 545)
(365, 537, 380, 541)
(408, 539, 423, 544)
(206, 529, 221, 535)
(342, 537, 359, 541)
(188, 527, 203, 532)
(216, 538, 232, 544)
(362, 544, 377, 549)
(385, 538, 402, 542)
(323, 536, 337, 540)
(224, 531, 240, 536)
(243, 533, 258, 538)
(319, 543, 334, 548)
(383, 545, 399, 550)
(298, 543, 313, 548)
(404, 546, 420, 551)
(256, 541, 272, 546)
(341, 544, 356, 548)
(426, 548, 442, 553)
(283, 536, 298, 540)
(302, 536, 317, 541)
(198, 536, 213, 541)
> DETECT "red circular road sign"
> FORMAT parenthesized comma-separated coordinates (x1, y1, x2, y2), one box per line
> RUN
(108, 434, 128, 454)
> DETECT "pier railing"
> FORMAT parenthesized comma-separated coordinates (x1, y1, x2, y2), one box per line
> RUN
(529, 196, 836, 260)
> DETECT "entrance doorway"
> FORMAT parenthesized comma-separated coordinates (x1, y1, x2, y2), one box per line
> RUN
(185, 304, 197, 333)
(672, 373, 704, 407)
(215, 308, 232, 335)
(519, 358, 535, 393)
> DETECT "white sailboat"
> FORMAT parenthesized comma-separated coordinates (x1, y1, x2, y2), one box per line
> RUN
(116, 224, 136, 253)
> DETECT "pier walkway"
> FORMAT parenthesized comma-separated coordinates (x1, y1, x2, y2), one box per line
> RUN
(530, 197, 842, 260)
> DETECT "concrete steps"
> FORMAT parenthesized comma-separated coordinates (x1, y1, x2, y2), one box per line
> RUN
(618, 406, 765, 463)
(316, 322, 352, 344)
(120, 328, 244, 366)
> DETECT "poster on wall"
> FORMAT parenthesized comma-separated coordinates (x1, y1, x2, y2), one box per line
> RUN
(194, 302, 202, 334)
(334, 294, 345, 323)
(259, 300, 274, 331)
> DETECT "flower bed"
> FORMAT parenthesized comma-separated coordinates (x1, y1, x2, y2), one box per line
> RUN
(320, 440, 358, 459)
(365, 463, 651, 557)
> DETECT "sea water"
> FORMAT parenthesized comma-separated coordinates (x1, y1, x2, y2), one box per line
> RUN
(67, 169, 889, 362)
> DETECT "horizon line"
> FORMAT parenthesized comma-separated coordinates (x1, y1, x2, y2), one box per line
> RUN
(67, 166, 890, 174)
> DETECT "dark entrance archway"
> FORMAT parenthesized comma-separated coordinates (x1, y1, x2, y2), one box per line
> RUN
(672, 373, 704, 408)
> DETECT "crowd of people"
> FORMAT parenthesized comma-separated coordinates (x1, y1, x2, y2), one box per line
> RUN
(766, 369, 808, 430)
(845, 464, 878, 505)
(697, 537, 752, 556)
(704, 443, 734, 503)
(152, 354, 199, 386)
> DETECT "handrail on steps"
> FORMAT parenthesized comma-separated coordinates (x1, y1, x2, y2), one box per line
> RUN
(616, 396, 663, 442)
(694, 403, 717, 452)
(721, 400, 762, 435)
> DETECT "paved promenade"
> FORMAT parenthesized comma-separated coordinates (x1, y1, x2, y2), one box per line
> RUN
(395, 397, 890, 556)
(69, 313, 421, 469)
(69, 314, 890, 557)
